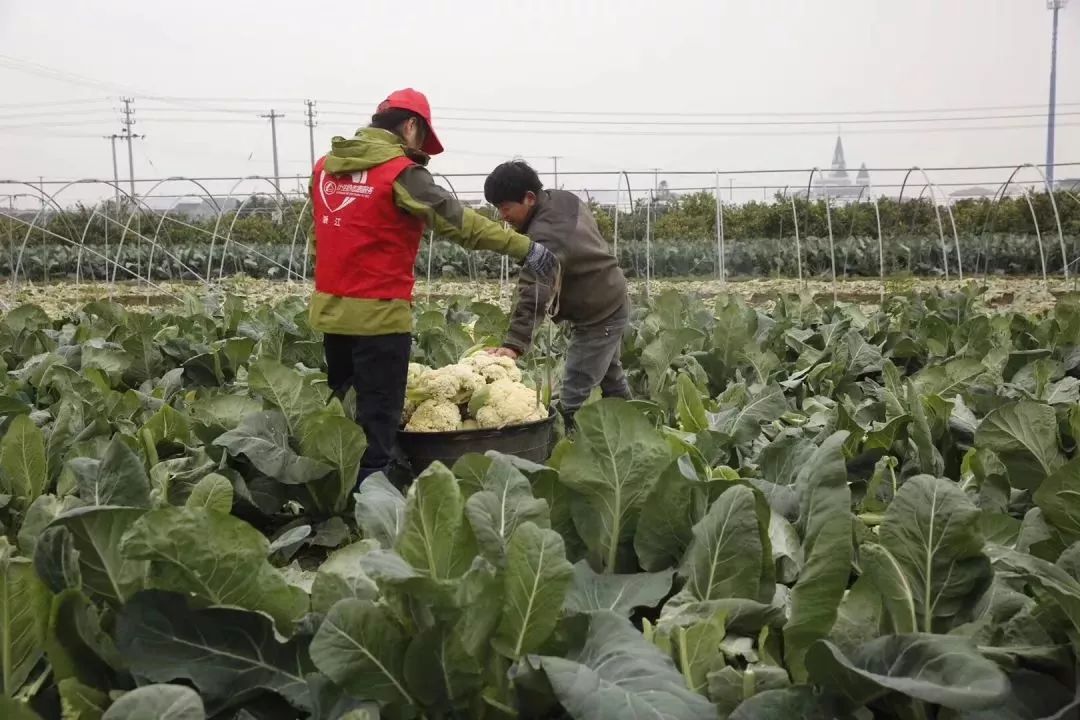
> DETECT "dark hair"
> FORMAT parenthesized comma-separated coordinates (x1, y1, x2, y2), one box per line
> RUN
(370, 109, 427, 137)
(484, 160, 544, 205)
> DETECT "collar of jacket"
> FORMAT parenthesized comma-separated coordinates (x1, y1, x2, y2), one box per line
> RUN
(520, 189, 550, 234)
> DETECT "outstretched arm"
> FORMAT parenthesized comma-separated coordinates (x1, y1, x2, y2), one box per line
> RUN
(393, 166, 531, 259)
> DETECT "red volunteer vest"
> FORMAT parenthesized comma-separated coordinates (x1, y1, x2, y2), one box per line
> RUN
(311, 155, 425, 301)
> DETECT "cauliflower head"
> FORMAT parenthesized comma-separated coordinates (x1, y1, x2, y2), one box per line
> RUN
(410, 364, 485, 405)
(408, 362, 431, 387)
(461, 352, 523, 384)
(404, 399, 462, 432)
(469, 379, 547, 430)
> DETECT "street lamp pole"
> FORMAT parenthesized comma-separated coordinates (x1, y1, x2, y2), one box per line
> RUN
(1046, 0, 1069, 187)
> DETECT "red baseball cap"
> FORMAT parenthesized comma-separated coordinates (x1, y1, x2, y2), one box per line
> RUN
(377, 88, 444, 156)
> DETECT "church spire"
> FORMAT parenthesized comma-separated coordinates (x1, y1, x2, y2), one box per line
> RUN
(831, 136, 847, 172)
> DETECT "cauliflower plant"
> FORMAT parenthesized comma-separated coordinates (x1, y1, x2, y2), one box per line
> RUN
(410, 364, 485, 405)
(461, 352, 523, 384)
(468, 378, 547, 430)
(405, 399, 462, 432)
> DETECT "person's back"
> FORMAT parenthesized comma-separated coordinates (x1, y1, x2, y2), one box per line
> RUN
(521, 188, 626, 333)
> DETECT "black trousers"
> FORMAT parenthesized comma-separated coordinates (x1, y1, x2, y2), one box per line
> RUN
(323, 332, 412, 485)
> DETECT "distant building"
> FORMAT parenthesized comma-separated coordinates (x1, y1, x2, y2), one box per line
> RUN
(811, 136, 872, 202)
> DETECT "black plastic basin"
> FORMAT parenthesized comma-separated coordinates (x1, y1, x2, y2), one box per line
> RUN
(397, 409, 556, 476)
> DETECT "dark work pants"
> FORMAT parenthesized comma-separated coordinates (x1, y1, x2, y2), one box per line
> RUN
(558, 301, 632, 429)
(323, 332, 411, 486)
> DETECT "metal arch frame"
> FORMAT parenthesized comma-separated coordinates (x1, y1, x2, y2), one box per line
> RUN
(145, 192, 222, 286)
(3, 179, 91, 287)
(1020, 189, 1049, 286)
(0, 211, 183, 300)
(0, 193, 38, 287)
(287, 196, 313, 283)
(112, 183, 215, 285)
(803, 167, 838, 302)
(216, 190, 297, 282)
(613, 171, 635, 274)
(896, 167, 962, 281)
(110, 176, 223, 284)
(982, 163, 1068, 281)
(217, 189, 291, 281)
(206, 175, 288, 286)
(714, 171, 726, 284)
(778, 184, 804, 286)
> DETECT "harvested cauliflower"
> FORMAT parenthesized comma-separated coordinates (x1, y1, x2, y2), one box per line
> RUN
(408, 362, 431, 386)
(410, 364, 485, 405)
(461, 352, 523, 384)
(468, 379, 547, 430)
(405, 399, 462, 432)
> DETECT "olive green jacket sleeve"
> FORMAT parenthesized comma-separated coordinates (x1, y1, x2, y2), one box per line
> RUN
(392, 166, 532, 260)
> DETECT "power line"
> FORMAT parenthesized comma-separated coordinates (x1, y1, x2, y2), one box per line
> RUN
(319, 109, 1080, 127)
(317, 99, 1080, 118)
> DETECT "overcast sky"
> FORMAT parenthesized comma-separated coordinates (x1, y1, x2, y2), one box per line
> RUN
(1, 0, 1077, 206)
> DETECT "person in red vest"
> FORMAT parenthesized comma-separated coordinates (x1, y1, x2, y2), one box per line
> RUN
(309, 88, 557, 487)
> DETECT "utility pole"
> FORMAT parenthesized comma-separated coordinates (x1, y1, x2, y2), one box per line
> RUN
(304, 100, 318, 169)
(119, 98, 144, 201)
(1046, 0, 1069, 187)
(550, 156, 562, 189)
(103, 134, 121, 205)
(261, 109, 284, 198)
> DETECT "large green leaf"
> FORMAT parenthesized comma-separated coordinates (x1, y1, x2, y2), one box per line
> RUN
(708, 383, 788, 446)
(493, 522, 572, 659)
(248, 359, 327, 435)
(353, 474, 405, 550)
(877, 475, 992, 633)
(464, 456, 550, 567)
(564, 561, 674, 616)
(102, 684, 206, 720)
(116, 591, 312, 715)
(50, 506, 147, 605)
(310, 598, 417, 708)
(680, 484, 768, 602)
(120, 507, 308, 632)
(806, 634, 1009, 711)
(397, 462, 476, 581)
(139, 405, 193, 451)
(988, 546, 1080, 636)
(531, 611, 716, 720)
(560, 399, 671, 572)
(184, 473, 233, 514)
(310, 540, 379, 615)
(1033, 454, 1080, 545)
(634, 457, 706, 573)
(299, 412, 366, 513)
(858, 544, 916, 635)
(783, 432, 853, 682)
(213, 411, 332, 486)
(0, 539, 48, 697)
(0, 415, 47, 504)
(641, 328, 705, 398)
(402, 626, 483, 714)
(44, 588, 124, 690)
(68, 436, 151, 508)
(976, 400, 1063, 490)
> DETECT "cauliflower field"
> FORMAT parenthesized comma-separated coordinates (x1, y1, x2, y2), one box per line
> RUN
(4, 281, 1080, 719)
